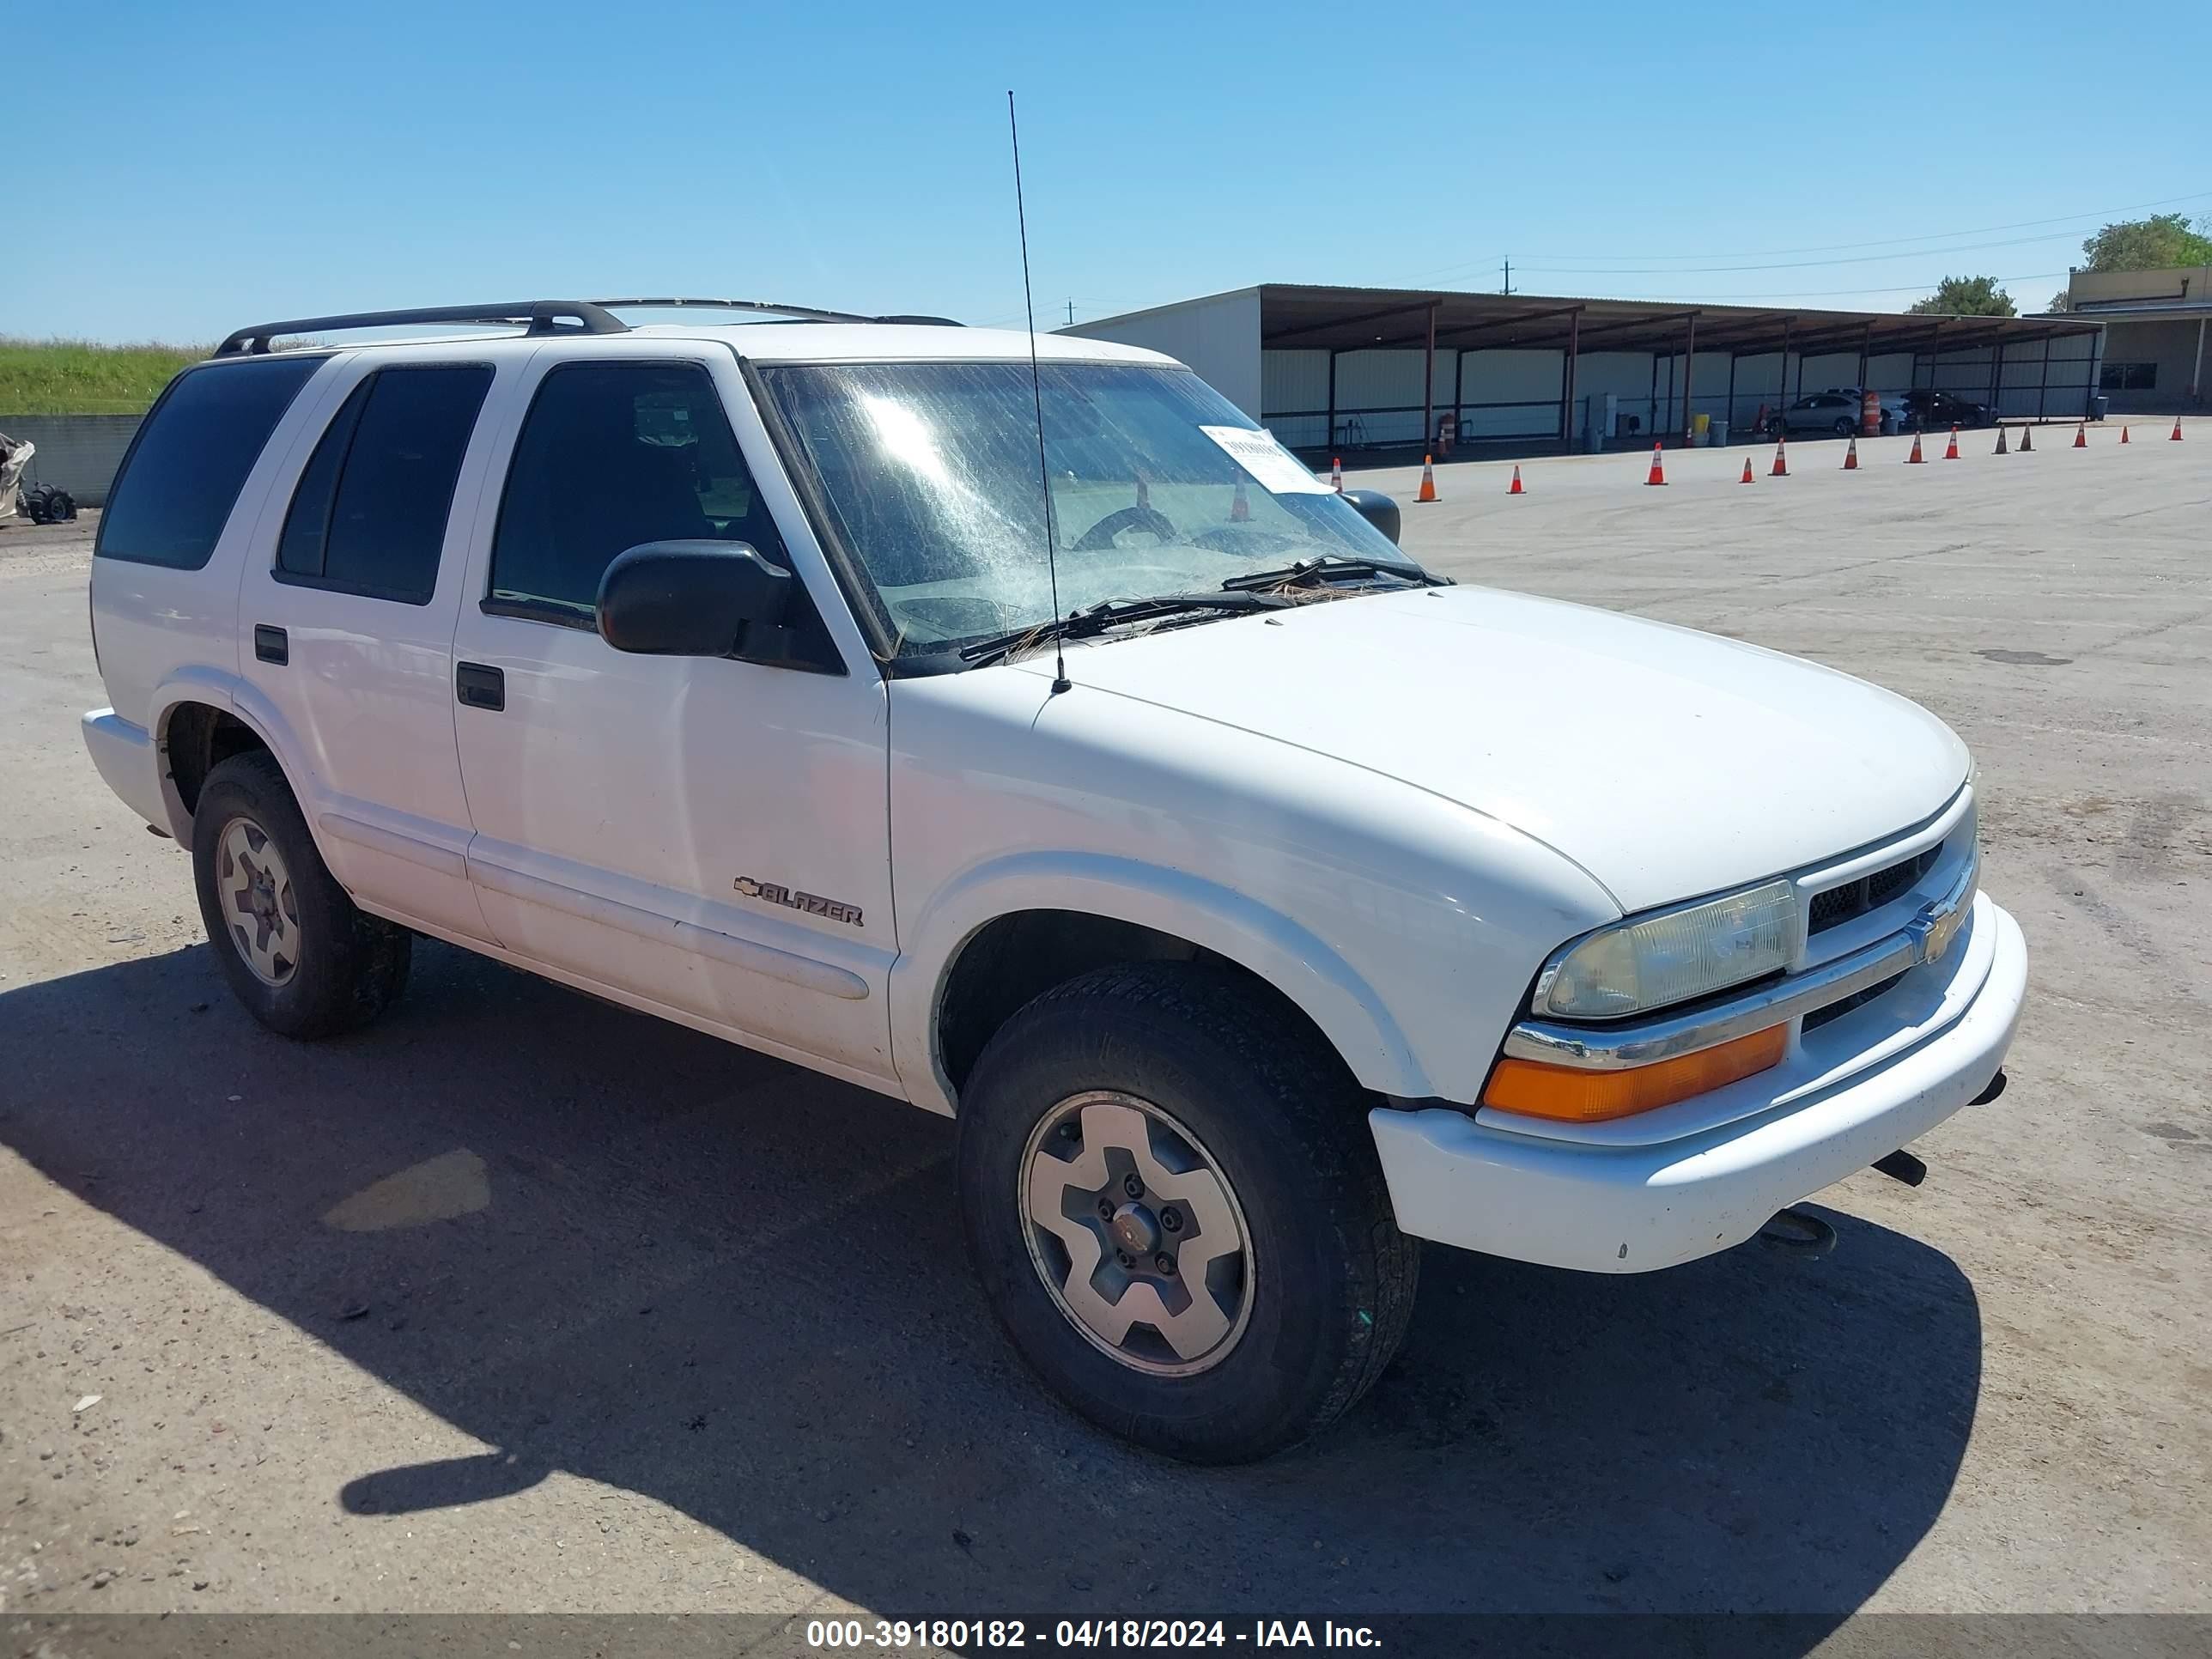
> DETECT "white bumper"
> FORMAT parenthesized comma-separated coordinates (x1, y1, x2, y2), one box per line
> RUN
(82, 708, 171, 833)
(1369, 895, 2027, 1273)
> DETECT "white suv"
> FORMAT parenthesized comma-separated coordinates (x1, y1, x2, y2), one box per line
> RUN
(82, 299, 2027, 1462)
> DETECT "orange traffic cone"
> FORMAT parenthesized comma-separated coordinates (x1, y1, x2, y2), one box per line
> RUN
(1844, 436, 1860, 470)
(2073, 421, 2087, 449)
(1417, 455, 1438, 503)
(1230, 477, 1250, 522)
(1904, 433, 1923, 465)
(2019, 425, 2033, 453)
(1645, 442, 1667, 486)
(1740, 455, 1756, 484)
(2172, 416, 2185, 441)
(1330, 456, 1343, 491)
(1508, 465, 1524, 495)
(2121, 424, 2130, 444)
(1994, 425, 2008, 454)
(1771, 437, 1790, 477)
(1944, 425, 1960, 460)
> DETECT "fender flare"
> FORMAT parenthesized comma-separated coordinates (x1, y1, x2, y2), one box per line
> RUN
(889, 851, 1431, 1115)
(149, 668, 325, 848)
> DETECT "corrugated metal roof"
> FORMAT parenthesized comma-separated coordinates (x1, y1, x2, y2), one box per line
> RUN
(2070, 295, 2212, 319)
(1077, 283, 2102, 357)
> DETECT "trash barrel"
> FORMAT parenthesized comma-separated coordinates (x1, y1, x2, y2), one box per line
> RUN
(1692, 413, 1711, 446)
(2090, 395, 2109, 422)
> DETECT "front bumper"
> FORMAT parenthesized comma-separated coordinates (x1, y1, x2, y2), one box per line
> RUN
(1368, 893, 2027, 1273)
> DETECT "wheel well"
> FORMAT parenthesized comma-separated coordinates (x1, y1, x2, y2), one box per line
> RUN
(934, 909, 1341, 1097)
(163, 702, 269, 817)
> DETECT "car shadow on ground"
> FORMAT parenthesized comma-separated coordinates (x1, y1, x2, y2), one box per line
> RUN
(0, 939, 1983, 1640)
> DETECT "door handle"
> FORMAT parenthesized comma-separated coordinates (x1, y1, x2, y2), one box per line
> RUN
(455, 662, 505, 712)
(253, 624, 288, 665)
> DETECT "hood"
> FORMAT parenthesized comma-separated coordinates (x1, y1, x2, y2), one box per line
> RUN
(1017, 585, 1968, 914)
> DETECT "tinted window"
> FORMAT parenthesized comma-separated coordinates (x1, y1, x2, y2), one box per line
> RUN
(276, 379, 371, 579)
(96, 356, 322, 569)
(489, 362, 787, 620)
(276, 365, 492, 604)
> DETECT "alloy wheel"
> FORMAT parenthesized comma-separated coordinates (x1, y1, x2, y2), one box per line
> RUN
(1018, 1091, 1255, 1376)
(216, 816, 300, 988)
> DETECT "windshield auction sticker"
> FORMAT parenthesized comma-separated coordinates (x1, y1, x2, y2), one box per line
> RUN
(1199, 425, 1334, 495)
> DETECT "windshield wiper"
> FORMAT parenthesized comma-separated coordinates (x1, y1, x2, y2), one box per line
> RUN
(957, 590, 1286, 667)
(1220, 555, 1449, 593)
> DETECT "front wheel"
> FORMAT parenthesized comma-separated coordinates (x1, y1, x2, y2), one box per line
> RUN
(957, 963, 1419, 1463)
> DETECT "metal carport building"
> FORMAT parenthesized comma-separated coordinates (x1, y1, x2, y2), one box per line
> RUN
(1062, 284, 2106, 456)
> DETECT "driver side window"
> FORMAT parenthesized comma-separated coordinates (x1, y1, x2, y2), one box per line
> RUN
(489, 362, 790, 622)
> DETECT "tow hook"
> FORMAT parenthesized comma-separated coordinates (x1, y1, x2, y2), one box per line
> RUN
(1757, 1206, 1837, 1257)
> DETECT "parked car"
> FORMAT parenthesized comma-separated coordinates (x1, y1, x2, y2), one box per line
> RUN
(1772, 389, 1910, 438)
(82, 299, 2027, 1463)
(1899, 389, 1996, 430)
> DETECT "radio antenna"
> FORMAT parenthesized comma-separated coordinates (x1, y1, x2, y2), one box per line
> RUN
(1006, 90, 1070, 696)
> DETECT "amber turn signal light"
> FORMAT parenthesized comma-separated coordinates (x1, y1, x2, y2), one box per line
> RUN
(1482, 1024, 1788, 1123)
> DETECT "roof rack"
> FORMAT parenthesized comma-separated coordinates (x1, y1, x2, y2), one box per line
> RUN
(214, 301, 628, 357)
(592, 297, 963, 327)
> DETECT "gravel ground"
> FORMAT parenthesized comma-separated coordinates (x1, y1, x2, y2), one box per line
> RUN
(2, 422, 2207, 1646)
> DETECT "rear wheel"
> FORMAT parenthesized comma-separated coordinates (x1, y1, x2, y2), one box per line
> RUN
(191, 751, 410, 1038)
(957, 963, 1419, 1463)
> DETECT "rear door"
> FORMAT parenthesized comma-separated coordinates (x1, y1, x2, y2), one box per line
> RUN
(447, 341, 897, 1088)
(238, 348, 507, 940)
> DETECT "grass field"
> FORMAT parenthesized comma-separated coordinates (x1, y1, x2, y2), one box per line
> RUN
(0, 337, 208, 416)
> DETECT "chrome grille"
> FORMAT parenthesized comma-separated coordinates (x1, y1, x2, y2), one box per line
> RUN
(1808, 844, 1942, 937)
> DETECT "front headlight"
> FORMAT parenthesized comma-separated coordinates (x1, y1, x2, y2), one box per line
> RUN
(1535, 878, 1797, 1019)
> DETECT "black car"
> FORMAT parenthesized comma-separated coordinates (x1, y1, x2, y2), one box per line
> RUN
(1899, 389, 1994, 431)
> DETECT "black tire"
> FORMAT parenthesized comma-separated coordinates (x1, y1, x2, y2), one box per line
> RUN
(191, 750, 410, 1038)
(957, 962, 1419, 1463)
(1833, 417, 1856, 437)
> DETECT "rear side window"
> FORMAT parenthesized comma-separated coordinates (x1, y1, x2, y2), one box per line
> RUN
(489, 362, 787, 621)
(95, 356, 323, 569)
(276, 364, 493, 605)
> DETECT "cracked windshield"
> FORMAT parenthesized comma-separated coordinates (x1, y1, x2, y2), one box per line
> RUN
(757, 360, 1407, 658)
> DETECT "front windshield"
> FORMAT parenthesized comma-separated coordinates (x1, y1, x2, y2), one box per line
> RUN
(756, 360, 1407, 659)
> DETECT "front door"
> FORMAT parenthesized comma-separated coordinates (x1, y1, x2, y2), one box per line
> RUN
(447, 343, 897, 1089)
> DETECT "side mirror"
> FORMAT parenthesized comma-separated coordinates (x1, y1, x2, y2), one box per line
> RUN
(1339, 489, 1401, 546)
(596, 540, 791, 657)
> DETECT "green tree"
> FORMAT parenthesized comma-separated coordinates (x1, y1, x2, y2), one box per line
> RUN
(1908, 276, 2017, 317)
(2078, 213, 2212, 272)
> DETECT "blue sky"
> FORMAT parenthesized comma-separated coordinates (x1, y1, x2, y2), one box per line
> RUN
(12, 0, 2209, 343)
